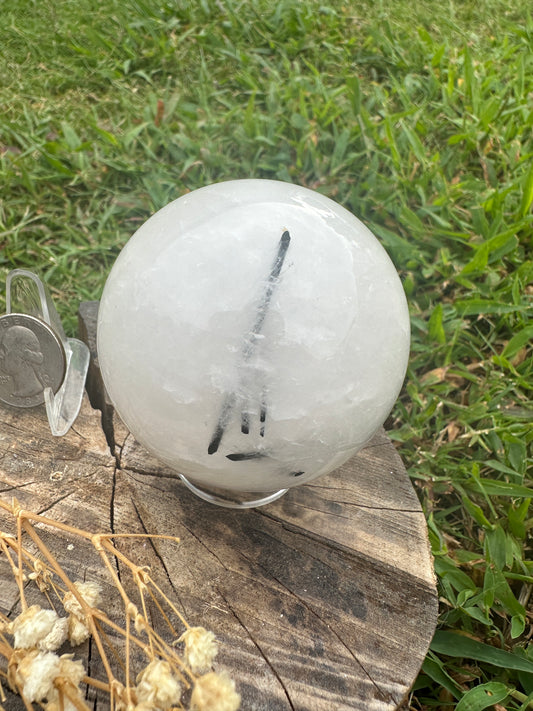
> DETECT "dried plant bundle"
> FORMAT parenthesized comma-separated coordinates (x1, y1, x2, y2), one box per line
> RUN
(0, 497, 240, 711)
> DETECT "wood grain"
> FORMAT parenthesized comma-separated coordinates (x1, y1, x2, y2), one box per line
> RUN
(0, 303, 438, 711)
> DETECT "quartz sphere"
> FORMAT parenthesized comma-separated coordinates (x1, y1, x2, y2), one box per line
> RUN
(97, 180, 410, 493)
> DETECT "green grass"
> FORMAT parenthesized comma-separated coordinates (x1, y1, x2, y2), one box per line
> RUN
(1, 0, 532, 708)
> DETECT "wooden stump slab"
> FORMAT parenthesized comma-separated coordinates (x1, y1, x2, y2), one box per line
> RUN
(0, 303, 438, 711)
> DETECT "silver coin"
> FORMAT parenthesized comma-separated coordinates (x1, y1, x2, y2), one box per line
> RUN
(0, 313, 66, 408)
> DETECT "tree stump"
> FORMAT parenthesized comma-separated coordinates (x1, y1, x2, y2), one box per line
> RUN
(0, 302, 438, 711)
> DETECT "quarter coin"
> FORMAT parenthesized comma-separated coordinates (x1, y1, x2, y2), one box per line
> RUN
(0, 313, 66, 408)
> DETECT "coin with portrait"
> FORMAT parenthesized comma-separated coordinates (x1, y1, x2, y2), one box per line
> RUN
(0, 314, 66, 408)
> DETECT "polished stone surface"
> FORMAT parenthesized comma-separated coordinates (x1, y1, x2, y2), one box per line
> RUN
(97, 180, 410, 492)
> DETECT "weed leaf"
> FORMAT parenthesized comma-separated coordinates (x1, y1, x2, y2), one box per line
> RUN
(431, 631, 533, 673)
(455, 682, 509, 711)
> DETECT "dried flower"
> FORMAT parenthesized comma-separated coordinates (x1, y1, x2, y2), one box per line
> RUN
(45, 654, 86, 711)
(10, 649, 61, 702)
(9, 647, 86, 710)
(135, 659, 181, 709)
(59, 654, 85, 686)
(9, 605, 68, 651)
(0, 500, 237, 711)
(126, 602, 147, 635)
(190, 672, 240, 711)
(63, 580, 102, 616)
(63, 580, 102, 646)
(66, 614, 91, 647)
(178, 627, 218, 674)
(40, 617, 69, 652)
(28, 559, 53, 592)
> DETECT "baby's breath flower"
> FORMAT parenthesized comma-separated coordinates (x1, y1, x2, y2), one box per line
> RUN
(11, 649, 61, 702)
(9, 649, 86, 711)
(9, 605, 68, 651)
(63, 580, 102, 646)
(40, 617, 69, 652)
(135, 659, 181, 709)
(66, 614, 90, 646)
(58, 654, 85, 687)
(63, 580, 102, 617)
(126, 602, 139, 620)
(134, 613, 147, 635)
(126, 602, 147, 635)
(178, 627, 218, 673)
(28, 559, 53, 592)
(45, 654, 86, 711)
(190, 672, 240, 711)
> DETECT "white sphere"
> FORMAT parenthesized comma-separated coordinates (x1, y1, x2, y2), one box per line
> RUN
(97, 180, 410, 493)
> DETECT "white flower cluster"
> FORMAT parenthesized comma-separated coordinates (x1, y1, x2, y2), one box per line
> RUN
(4, 583, 240, 711)
(4, 581, 104, 709)
(135, 659, 182, 710)
(62, 580, 102, 646)
(9, 605, 68, 652)
(8, 648, 85, 710)
(190, 672, 241, 711)
(178, 626, 218, 674)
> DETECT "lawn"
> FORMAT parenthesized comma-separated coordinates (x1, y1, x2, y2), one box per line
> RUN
(1, 0, 532, 708)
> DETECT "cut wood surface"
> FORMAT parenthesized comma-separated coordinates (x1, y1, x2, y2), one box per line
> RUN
(0, 302, 438, 711)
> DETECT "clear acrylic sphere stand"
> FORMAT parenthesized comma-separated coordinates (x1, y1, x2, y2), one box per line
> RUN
(177, 474, 289, 509)
(4, 269, 89, 436)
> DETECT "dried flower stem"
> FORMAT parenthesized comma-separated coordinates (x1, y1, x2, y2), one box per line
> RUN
(0, 496, 239, 710)
(19, 516, 116, 686)
(14, 503, 27, 613)
(95, 533, 190, 630)
(0, 537, 25, 608)
(53, 677, 89, 711)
